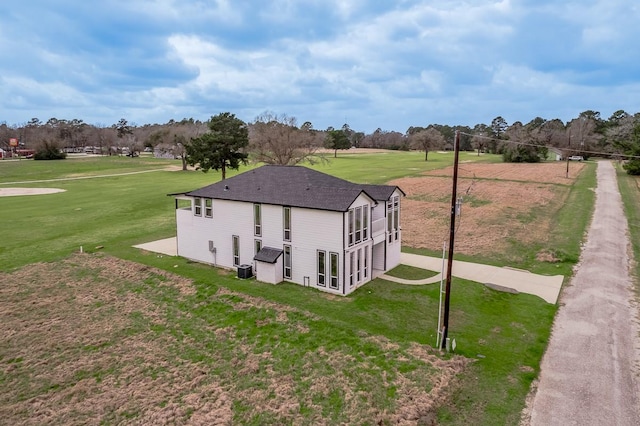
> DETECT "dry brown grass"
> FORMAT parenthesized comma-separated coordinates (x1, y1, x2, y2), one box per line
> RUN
(0, 254, 469, 425)
(393, 162, 586, 257)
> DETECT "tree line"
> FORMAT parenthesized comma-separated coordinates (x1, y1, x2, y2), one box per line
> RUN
(2, 109, 640, 173)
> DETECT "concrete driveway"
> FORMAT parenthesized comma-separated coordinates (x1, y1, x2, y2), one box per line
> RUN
(381, 253, 564, 304)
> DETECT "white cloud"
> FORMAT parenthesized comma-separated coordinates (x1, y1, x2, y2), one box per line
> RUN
(167, 34, 304, 97)
(0, 0, 638, 130)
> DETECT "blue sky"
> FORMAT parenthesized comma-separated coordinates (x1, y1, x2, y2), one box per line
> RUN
(1, 0, 638, 133)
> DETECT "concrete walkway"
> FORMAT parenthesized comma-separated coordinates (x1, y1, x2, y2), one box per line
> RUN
(381, 253, 564, 304)
(134, 237, 564, 304)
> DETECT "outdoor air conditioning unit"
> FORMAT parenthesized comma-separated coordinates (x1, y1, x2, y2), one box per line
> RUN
(238, 264, 253, 279)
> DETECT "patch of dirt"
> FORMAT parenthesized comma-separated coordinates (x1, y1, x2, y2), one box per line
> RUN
(536, 250, 560, 263)
(423, 161, 586, 184)
(0, 187, 66, 197)
(392, 162, 585, 257)
(0, 254, 469, 425)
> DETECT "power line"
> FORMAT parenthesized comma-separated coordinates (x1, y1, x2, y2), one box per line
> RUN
(459, 131, 640, 160)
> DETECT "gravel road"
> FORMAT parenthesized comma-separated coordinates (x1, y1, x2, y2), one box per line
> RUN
(526, 161, 640, 425)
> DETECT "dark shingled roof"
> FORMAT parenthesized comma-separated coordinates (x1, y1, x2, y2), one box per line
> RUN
(254, 247, 283, 263)
(179, 165, 403, 212)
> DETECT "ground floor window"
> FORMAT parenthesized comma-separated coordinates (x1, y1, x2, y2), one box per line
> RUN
(317, 250, 326, 287)
(349, 252, 355, 288)
(329, 252, 339, 289)
(364, 248, 368, 279)
(283, 245, 292, 279)
(232, 235, 240, 267)
(254, 240, 262, 272)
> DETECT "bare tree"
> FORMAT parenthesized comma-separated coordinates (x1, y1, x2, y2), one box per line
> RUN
(362, 128, 407, 150)
(471, 123, 490, 156)
(409, 127, 445, 161)
(249, 112, 325, 165)
(89, 124, 114, 155)
(566, 111, 602, 156)
(535, 118, 566, 147)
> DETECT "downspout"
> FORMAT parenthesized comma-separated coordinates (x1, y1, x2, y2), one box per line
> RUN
(174, 198, 179, 256)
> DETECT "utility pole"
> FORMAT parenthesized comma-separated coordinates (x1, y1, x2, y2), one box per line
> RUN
(441, 130, 460, 349)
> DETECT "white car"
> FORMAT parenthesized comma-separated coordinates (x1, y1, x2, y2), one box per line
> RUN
(569, 156, 584, 161)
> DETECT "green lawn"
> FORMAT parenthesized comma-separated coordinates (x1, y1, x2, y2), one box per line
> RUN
(0, 153, 594, 424)
(615, 162, 640, 296)
(315, 150, 501, 184)
(0, 155, 176, 182)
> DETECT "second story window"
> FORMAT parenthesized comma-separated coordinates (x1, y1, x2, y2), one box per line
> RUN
(348, 205, 369, 246)
(348, 209, 354, 245)
(283, 207, 291, 241)
(387, 200, 393, 243)
(194, 197, 202, 216)
(355, 206, 362, 243)
(363, 206, 369, 239)
(204, 199, 213, 218)
(393, 196, 400, 241)
(254, 204, 262, 236)
(387, 196, 400, 243)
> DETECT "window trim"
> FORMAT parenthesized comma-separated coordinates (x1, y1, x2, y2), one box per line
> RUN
(194, 197, 202, 216)
(204, 198, 213, 218)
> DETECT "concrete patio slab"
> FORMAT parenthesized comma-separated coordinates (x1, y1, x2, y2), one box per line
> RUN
(133, 237, 177, 256)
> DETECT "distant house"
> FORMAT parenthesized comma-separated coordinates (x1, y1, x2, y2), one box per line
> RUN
(548, 147, 564, 161)
(171, 165, 405, 295)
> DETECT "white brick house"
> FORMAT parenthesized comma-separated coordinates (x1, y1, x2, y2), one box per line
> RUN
(172, 165, 404, 296)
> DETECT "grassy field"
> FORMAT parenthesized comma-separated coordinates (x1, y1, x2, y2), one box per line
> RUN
(0, 152, 595, 424)
(615, 162, 640, 297)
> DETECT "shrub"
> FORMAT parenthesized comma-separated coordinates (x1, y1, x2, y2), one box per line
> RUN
(623, 159, 640, 175)
(34, 141, 67, 160)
